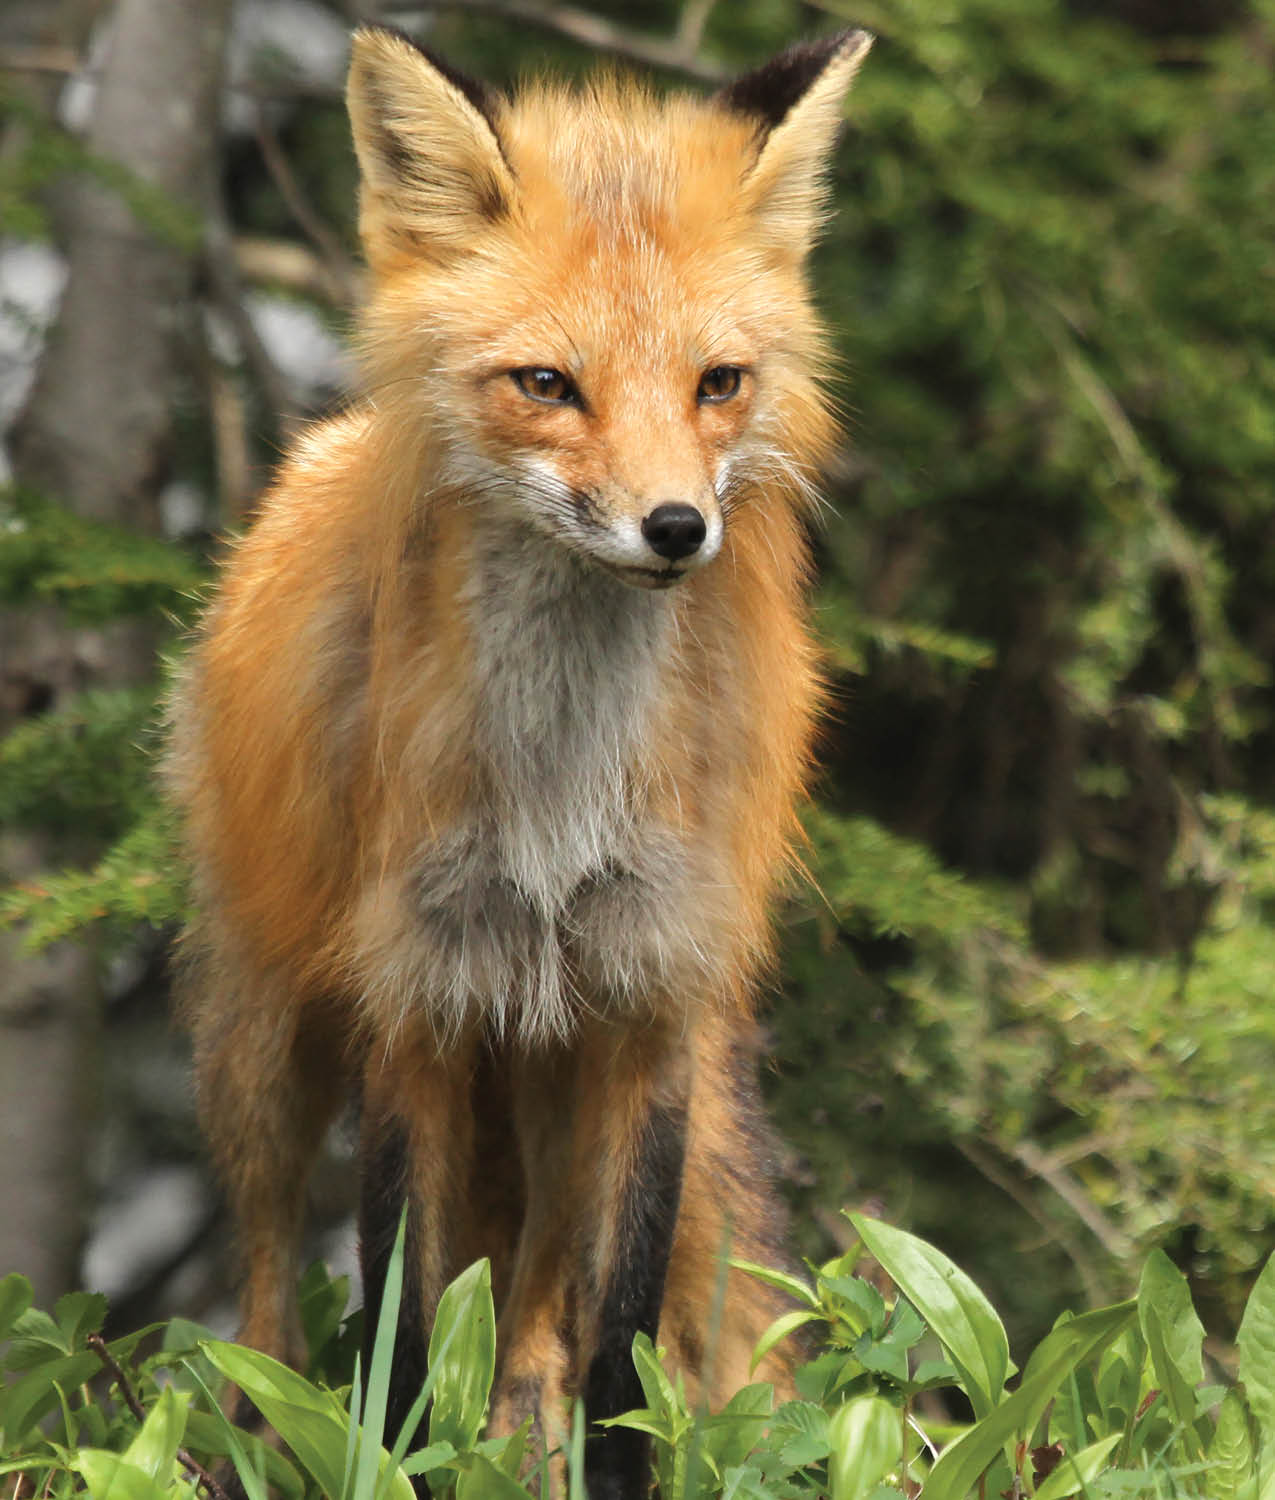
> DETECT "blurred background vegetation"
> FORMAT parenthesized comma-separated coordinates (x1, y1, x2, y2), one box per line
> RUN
(2, 0, 1273, 1376)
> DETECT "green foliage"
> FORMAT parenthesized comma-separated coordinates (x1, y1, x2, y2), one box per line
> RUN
(0, 486, 195, 949)
(0, 802, 188, 951)
(761, 0, 1275, 1336)
(9, 1221, 1267, 1497)
(0, 88, 203, 250)
(0, 488, 204, 625)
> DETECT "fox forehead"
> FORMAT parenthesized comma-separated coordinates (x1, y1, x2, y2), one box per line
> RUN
(498, 79, 766, 228)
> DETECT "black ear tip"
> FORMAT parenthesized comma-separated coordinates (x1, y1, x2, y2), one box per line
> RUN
(716, 28, 874, 132)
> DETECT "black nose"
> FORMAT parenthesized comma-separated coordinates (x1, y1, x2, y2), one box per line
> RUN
(641, 503, 707, 561)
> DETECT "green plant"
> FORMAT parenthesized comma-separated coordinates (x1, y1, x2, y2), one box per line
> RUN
(3, 1214, 1272, 1497)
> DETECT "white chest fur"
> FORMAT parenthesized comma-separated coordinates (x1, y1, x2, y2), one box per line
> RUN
(359, 520, 721, 1046)
(467, 520, 672, 907)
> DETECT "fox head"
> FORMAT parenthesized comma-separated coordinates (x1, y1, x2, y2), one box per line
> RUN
(347, 27, 871, 589)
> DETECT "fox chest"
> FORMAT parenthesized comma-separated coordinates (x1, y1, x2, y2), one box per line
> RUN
(381, 539, 722, 1043)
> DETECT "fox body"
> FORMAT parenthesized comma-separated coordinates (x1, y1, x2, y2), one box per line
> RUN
(170, 25, 869, 1499)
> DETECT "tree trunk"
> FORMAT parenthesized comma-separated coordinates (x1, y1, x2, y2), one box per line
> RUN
(0, 0, 231, 1305)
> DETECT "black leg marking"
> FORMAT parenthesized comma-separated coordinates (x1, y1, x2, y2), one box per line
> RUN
(359, 1117, 430, 1486)
(584, 1102, 687, 1500)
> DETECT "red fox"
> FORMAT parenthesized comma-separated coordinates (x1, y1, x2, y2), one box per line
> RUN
(169, 23, 870, 1498)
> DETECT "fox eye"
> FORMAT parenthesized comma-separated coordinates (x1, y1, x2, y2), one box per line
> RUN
(512, 367, 578, 405)
(697, 365, 744, 403)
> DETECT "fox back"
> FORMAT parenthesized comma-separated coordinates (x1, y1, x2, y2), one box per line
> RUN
(170, 27, 870, 1499)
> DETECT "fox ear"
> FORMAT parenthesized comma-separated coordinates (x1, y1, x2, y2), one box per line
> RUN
(347, 27, 515, 270)
(719, 29, 873, 258)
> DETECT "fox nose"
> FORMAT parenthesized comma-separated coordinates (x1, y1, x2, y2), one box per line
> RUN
(641, 503, 707, 561)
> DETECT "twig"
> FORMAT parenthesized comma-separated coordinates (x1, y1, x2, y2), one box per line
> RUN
(203, 185, 298, 450)
(254, 105, 360, 307)
(384, 0, 729, 80)
(677, 0, 718, 54)
(956, 1136, 1113, 1308)
(87, 1335, 233, 1500)
(1008, 1137, 1136, 1261)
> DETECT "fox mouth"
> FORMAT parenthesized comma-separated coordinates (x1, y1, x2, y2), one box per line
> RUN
(603, 561, 687, 590)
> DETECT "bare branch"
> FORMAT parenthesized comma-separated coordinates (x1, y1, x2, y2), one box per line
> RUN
(1008, 1137, 1137, 1261)
(234, 236, 358, 303)
(254, 105, 360, 308)
(382, 0, 729, 81)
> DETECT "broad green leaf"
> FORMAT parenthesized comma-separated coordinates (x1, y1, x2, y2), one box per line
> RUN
(1208, 1390, 1255, 1500)
(200, 1340, 406, 1500)
(1032, 1433, 1121, 1500)
(698, 1383, 775, 1474)
(1142, 1301, 1201, 1449)
(7, 1307, 68, 1362)
(921, 1300, 1136, 1500)
(1, 1351, 101, 1447)
(180, 1363, 271, 1500)
(399, 1441, 457, 1477)
(1138, 1250, 1204, 1424)
(849, 1214, 1009, 1418)
(71, 1450, 177, 1500)
(54, 1290, 109, 1349)
(180, 1410, 304, 1500)
(200, 1340, 339, 1417)
(828, 1395, 901, 1500)
(1239, 1254, 1275, 1447)
(750, 1309, 821, 1374)
(730, 1259, 820, 1311)
(427, 1259, 496, 1458)
(631, 1332, 680, 1421)
(298, 1261, 351, 1370)
(0, 1275, 33, 1341)
(124, 1385, 190, 1481)
(453, 1452, 536, 1499)
(818, 1276, 886, 1338)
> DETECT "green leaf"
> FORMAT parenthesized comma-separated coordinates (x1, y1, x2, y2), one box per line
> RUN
(698, 1384, 775, 1475)
(54, 1291, 109, 1350)
(1142, 1300, 1200, 1450)
(849, 1215, 1009, 1418)
(750, 1310, 821, 1375)
(426, 1259, 496, 1460)
(1, 1352, 101, 1448)
(71, 1450, 176, 1500)
(828, 1395, 901, 1500)
(1239, 1254, 1275, 1447)
(1208, 1390, 1255, 1500)
(630, 1332, 680, 1423)
(357, 1209, 405, 1500)
(730, 1259, 820, 1311)
(398, 1442, 457, 1477)
(201, 1340, 361, 1500)
(123, 1385, 190, 1481)
(180, 1364, 270, 1500)
(453, 1452, 535, 1499)
(1032, 1433, 1122, 1500)
(298, 1261, 351, 1372)
(920, 1300, 1136, 1500)
(1138, 1251, 1204, 1412)
(0, 1276, 33, 1342)
(181, 1409, 304, 1500)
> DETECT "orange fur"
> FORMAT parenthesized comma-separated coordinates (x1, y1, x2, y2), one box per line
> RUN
(169, 25, 870, 1493)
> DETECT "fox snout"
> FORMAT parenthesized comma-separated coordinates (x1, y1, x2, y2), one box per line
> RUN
(641, 503, 707, 561)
